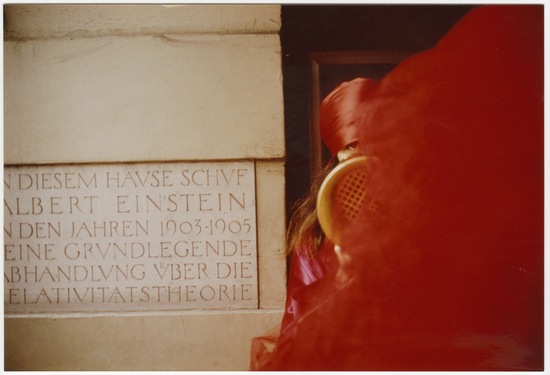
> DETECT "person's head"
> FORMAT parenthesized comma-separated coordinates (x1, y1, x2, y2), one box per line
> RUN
(336, 141, 359, 162)
(286, 78, 378, 257)
(320, 78, 379, 157)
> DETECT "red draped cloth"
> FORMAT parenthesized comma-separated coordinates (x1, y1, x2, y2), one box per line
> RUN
(249, 238, 338, 370)
(253, 5, 544, 371)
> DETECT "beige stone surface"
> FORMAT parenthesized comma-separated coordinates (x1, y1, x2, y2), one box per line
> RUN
(4, 4, 286, 370)
(4, 159, 287, 369)
(4, 33, 284, 164)
(4, 310, 283, 371)
(4, 4, 281, 39)
(4, 161, 261, 314)
(256, 160, 287, 308)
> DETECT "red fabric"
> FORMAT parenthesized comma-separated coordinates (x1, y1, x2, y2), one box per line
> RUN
(320, 78, 380, 154)
(249, 239, 337, 370)
(256, 5, 543, 371)
(279, 239, 338, 336)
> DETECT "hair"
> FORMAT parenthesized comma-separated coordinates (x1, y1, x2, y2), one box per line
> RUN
(286, 156, 339, 258)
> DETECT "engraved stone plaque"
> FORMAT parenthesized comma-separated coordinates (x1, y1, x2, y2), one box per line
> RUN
(4, 161, 258, 313)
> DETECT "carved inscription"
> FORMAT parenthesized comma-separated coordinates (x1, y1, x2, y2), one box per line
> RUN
(4, 162, 258, 313)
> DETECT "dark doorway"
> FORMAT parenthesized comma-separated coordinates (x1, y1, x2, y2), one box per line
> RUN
(281, 4, 474, 223)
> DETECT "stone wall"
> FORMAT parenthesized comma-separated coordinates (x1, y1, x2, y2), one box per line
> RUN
(4, 4, 286, 370)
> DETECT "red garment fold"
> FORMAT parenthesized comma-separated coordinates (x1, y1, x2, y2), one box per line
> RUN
(254, 5, 544, 371)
